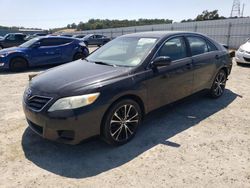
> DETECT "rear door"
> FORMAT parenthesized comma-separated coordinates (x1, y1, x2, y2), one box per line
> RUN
(186, 36, 219, 92)
(31, 38, 62, 65)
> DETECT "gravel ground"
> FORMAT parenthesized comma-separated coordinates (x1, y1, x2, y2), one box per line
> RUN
(0, 56, 249, 188)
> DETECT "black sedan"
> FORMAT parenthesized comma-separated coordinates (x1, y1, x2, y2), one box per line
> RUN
(23, 31, 233, 145)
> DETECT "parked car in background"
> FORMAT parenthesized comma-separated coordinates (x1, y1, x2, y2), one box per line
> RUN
(0, 33, 26, 50)
(235, 38, 250, 65)
(23, 31, 233, 145)
(81, 34, 110, 46)
(73, 34, 86, 39)
(0, 36, 89, 71)
(60, 34, 73, 37)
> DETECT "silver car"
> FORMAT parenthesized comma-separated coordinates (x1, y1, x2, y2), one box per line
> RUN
(235, 38, 250, 64)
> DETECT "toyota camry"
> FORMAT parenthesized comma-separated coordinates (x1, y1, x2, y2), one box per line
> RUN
(23, 31, 233, 145)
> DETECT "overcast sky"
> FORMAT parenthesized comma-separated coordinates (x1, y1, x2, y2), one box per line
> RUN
(0, 0, 249, 29)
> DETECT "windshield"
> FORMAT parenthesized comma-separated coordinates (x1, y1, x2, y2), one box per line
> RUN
(19, 38, 40, 48)
(86, 37, 158, 67)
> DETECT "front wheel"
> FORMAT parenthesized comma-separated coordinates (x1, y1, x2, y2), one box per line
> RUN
(210, 69, 227, 98)
(102, 99, 142, 145)
(10, 57, 28, 72)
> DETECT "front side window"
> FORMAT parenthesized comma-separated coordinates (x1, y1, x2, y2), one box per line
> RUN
(87, 37, 158, 67)
(157, 37, 187, 61)
(187, 36, 209, 56)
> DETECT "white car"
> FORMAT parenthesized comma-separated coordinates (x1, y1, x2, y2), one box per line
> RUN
(235, 39, 250, 64)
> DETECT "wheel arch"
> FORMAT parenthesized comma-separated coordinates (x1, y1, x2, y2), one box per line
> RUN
(9, 55, 29, 69)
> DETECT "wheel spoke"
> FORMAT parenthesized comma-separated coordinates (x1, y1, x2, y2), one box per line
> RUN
(126, 119, 139, 123)
(111, 120, 122, 124)
(123, 105, 127, 120)
(127, 112, 138, 121)
(126, 105, 132, 118)
(125, 125, 133, 135)
(114, 112, 122, 121)
(115, 126, 123, 140)
(111, 125, 122, 137)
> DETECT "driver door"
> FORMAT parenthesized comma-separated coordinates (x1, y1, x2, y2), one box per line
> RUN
(145, 36, 194, 111)
(31, 38, 62, 65)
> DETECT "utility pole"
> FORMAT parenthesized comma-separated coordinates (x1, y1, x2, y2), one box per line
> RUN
(241, 3, 245, 17)
(230, 0, 241, 17)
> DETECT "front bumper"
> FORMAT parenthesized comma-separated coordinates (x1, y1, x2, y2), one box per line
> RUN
(235, 50, 250, 64)
(23, 100, 107, 144)
(0, 57, 9, 70)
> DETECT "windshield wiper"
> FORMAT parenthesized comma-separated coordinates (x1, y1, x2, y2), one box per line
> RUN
(94, 61, 115, 67)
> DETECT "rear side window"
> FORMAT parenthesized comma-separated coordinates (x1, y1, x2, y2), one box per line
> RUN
(40, 38, 72, 46)
(157, 37, 187, 61)
(187, 36, 209, 56)
(207, 40, 218, 52)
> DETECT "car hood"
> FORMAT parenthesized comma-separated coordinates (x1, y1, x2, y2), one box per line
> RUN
(0, 47, 21, 54)
(241, 42, 250, 51)
(30, 60, 132, 96)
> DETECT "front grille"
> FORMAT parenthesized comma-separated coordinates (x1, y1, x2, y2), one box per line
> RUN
(26, 95, 52, 111)
(243, 57, 250, 62)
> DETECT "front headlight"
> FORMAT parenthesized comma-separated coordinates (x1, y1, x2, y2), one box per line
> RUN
(239, 47, 244, 53)
(48, 93, 100, 112)
(0, 53, 7, 58)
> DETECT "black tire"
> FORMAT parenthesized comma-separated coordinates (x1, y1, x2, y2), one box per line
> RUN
(73, 52, 84, 61)
(210, 69, 227, 98)
(102, 99, 142, 146)
(0, 45, 3, 50)
(10, 57, 28, 72)
(84, 42, 88, 46)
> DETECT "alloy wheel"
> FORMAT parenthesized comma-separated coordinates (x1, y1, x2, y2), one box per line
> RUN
(109, 104, 139, 142)
(213, 71, 226, 97)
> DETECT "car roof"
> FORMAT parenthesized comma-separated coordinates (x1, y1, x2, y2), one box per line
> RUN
(121, 31, 205, 39)
(36, 36, 78, 40)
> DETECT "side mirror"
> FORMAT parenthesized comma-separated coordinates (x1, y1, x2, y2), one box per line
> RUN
(151, 56, 172, 67)
(32, 42, 41, 48)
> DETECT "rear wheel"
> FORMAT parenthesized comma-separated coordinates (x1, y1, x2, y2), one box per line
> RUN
(10, 57, 28, 72)
(102, 99, 142, 145)
(0, 46, 3, 50)
(210, 69, 227, 98)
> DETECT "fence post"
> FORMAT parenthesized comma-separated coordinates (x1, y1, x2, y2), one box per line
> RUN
(227, 23, 232, 47)
(134, 28, 137, 33)
(111, 30, 113, 39)
(194, 24, 198, 32)
(122, 29, 124, 35)
(152, 27, 154, 31)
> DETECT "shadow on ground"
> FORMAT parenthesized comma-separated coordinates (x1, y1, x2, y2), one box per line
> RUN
(22, 89, 239, 178)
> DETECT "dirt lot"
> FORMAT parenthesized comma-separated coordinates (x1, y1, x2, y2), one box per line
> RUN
(0, 55, 250, 187)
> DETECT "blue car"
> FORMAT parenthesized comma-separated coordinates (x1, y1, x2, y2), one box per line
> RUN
(0, 36, 89, 71)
